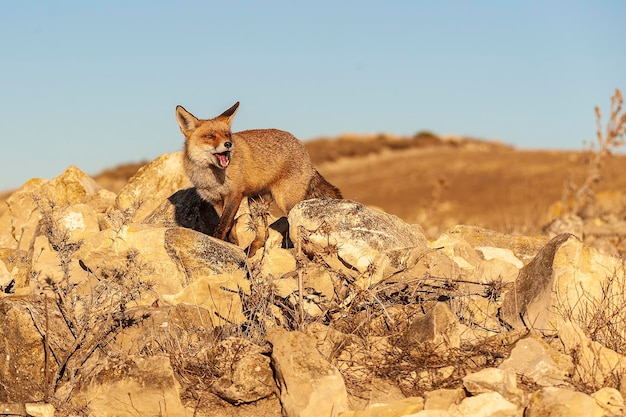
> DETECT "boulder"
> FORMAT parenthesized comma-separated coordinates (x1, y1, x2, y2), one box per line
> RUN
(289, 199, 428, 287)
(70, 354, 187, 417)
(267, 327, 349, 417)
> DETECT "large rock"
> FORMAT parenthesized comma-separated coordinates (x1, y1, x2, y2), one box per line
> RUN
(501, 233, 626, 334)
(0, 296, 73, 402)
(104, 152, 192, 229)
(437, 225, 547, 266)
(267, 327, 349, 417)
(289, 199, 428, 287)
(70, 354, 187, 417)
(0, 166, 110, 251)
(498, 337, 572, 386)
(211, 337, 276, 404)
(525, 387, 618, 417)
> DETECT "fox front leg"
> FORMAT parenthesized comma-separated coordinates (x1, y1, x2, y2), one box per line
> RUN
(213, 194, 244, 241)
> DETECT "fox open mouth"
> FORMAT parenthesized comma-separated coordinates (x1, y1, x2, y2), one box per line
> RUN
(215, 151, 231, 168)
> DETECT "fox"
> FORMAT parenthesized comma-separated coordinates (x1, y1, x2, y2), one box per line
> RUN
(175, 102, 342, 242)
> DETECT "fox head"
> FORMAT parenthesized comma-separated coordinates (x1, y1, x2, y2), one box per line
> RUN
(176, 102, 240, 169)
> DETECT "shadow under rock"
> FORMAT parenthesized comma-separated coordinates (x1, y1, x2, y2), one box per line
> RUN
(143, 187, 219, 236)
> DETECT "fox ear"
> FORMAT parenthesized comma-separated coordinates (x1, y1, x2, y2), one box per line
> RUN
(217, 102, 240, 125)
(176, 105, 199, 133)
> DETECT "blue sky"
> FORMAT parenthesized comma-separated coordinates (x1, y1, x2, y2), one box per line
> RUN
(1, 1, 624, 191)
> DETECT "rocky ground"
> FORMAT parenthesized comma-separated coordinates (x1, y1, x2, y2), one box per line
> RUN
(1, 134, 626, 417)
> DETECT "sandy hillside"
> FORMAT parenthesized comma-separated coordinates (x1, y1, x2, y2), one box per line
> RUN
(2, 134, 625, 239)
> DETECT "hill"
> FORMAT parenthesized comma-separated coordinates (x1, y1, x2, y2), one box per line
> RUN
(5, 132, 622, 239)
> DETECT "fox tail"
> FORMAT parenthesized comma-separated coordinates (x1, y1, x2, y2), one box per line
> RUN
(306, 170, 342, 200)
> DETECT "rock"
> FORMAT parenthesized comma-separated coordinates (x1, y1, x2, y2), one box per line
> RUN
(71, 224, 186, 304)
(543, 213, 584, 239)
(437, 225, 547, 266)
(71, 354, 187, 417)
(525, 387, 607, 417)
(0, 296, 73, 402)
(448, 392, 519, 417)
(211, 337, 276, 404)
(406, 302, 461, 351)
(591, 387, 624, 416)
(423, 388, 466, 410)
(267, 327, 349, 417)
(0, 249, 29, 293)
(500, 233, 572, 332)
(0, 297, 48, 402)
(499, 337, 572, 386)
(251, 246, 297, 279)
(462, 368, 523, 404)
(24, 403, 56, 417)
(161, 273, 248, 325)
(289, 199, 428, 287)
(0, 166, 107, 251)
(104, 152, 192, 229)
(50, 203, 101, 245)
(557, 320, 626, 391)
(501, 233, 626, 336)
(142, 186, 218, 236)
(339, 396, 424, 417)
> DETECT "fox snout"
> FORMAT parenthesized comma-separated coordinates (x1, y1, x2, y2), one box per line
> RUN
(214, 141, 232, 168)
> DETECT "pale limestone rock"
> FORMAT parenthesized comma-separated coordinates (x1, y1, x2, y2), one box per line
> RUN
(557, 319, 626, 390)
(500, 234, 570, 331)
(406, 411, 451, 417)
(474, 258, 519, 284)
(211, 337, 276, 404)
(499, 337, 572, 386)
(0, 297, 48, 402)
(267, 327, 349, 417)
(0, 259, 12, 289)
(24, 403, 55, 417)
(163, 226, 247, 277)
(442, 225, 547, 265)
(161, 273, 248, 325)
(406, 302, 461, 351)
(0, 296, 73, 403)
(51, 203, 101, 245)
(591, 387, 624, 416)
(71, 224, 185, 304)
(501, 233, 626, 336)
(429, 232, 483, 271)
(423, 388, 466, 410)
(273, 264, 335, 317)
(339, 396, 424, 417)
(525, 387, 606, 417)
(0, 249, 29, 293)
(289, 199, 428, 287)
(251, 246, 296, 279)
(106, 152, 192, 228)
(462, 368, 523, 403)
(30, 234, 66, 287)
(0, 166, 105, 251)
(72, 355, 187, 417)
(475, 246, 523, 269)
(449, 392, 518, 417)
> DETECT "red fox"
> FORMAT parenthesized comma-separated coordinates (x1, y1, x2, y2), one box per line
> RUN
(176, 102, 342, 241)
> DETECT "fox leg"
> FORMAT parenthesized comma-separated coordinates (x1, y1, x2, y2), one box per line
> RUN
(214, 194, 244, 241)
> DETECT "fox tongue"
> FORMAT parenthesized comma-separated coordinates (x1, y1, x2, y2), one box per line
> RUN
(216, 152, 230, 168)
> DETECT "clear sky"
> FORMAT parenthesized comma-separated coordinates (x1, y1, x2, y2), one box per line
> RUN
(1, 1, 624, 191)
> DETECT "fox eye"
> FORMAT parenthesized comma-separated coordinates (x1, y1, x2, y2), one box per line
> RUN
(206, 134, 215, 139)
(225, 133, 232, 138)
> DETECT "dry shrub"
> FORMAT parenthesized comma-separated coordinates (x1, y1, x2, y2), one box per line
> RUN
(563, 88, 626, 216)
